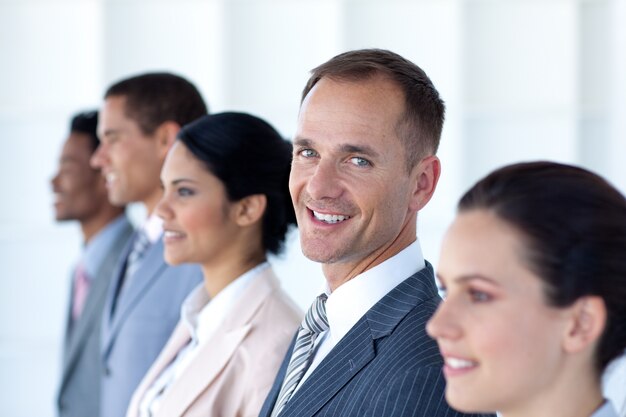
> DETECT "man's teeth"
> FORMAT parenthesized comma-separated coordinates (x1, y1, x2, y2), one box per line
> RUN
(313, 211, 350, 224)
(164, 230, 184, 238)
(105, 172, 116, 183)
(445, 357, 477, 369)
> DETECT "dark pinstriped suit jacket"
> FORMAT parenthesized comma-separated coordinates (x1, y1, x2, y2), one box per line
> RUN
(258, 263, 494, 417)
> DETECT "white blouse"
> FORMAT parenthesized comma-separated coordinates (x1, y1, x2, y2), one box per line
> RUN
(137, 262, 270, 417)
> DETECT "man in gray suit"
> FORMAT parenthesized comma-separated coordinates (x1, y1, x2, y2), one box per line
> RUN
(259, 49, 492, 417)
(90, 73, 207, 417)
(52, 110, 133, 417)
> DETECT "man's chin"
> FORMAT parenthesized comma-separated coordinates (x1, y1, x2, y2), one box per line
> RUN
(107, 192, 130, 208)
(301, 243, 344, 265)
(54, 214, 73, 222)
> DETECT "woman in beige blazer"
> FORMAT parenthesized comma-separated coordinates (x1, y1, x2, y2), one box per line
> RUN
(126, 112, 302, 417)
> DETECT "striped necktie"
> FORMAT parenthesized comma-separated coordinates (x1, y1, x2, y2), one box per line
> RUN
(271, 293, 329, 417)
(121, 229, 150, 292)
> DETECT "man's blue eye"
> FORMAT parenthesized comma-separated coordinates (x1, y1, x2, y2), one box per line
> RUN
(350, 157, 370, 167)
(300, 149, 317, 158)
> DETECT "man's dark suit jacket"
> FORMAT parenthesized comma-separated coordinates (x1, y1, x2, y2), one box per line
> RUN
(258, 263, 494, 417)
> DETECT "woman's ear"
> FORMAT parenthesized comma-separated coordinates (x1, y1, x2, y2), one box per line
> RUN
(234, 194, 267, 227)
(562, 296, 607, 354)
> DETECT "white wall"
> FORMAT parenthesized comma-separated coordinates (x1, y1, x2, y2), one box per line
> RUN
(1, 0, 624, 416)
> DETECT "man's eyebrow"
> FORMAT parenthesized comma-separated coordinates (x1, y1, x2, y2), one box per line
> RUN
(100, 128, 121, 137)
(293, 138, 312, 148)
(293, 138, 380, 158)
(339, 143, 380, 158)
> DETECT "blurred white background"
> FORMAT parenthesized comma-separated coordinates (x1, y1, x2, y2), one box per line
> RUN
(1, 0, 625, 416)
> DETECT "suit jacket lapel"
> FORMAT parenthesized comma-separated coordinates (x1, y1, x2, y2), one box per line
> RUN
(156, 269, 279, 416)
(277, 264, 437, 417)
(102, 238, 167, 357)
(61, 266, 110, 374)
(157, 323, 253, 416)
(277, 320, 376, 417)
(100, 229, 136, 346)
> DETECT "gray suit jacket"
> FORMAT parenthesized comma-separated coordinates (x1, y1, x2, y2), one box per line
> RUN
(100, 234, 202, 417)
(57, 217, 133, 417)
(258, 263, 494, 417)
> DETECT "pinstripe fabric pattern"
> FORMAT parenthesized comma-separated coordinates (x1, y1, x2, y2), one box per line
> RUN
(258, 263, 495, 417)
(271, 294, 329, 417)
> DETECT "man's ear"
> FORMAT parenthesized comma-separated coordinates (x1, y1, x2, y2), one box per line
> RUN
(154, 121, 181, 160)
(562, 296, 607, 354)
(408, 155, 441, 212)
(233, 194, 267, 227)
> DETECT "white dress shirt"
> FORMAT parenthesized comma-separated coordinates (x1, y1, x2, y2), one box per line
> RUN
(143, 213, 164, 245)
(138, 262, 270, 417)
(603, 355, 626, 417)
(294, 240, 425, 393)
(590, 401, 620, 417)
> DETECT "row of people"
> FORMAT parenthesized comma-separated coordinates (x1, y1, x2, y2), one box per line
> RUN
(51, 48, 625, 417)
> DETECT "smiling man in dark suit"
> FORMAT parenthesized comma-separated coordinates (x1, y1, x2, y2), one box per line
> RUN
(259, 49, 493, 417)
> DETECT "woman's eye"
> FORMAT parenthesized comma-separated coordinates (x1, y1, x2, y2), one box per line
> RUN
(469, 289, 492, 303)
(177, 187, 195, 197)
(349, 157, 370, 167)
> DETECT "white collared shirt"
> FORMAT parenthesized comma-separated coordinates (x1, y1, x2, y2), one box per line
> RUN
(138, 262, 269, 417)
(142, 212, 164, 244)
(590, 401, 620, 417)
(294, 240, 425, 393)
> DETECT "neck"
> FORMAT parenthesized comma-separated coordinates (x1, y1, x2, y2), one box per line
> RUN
(201, 250, 266, 298)
(502, 363, 603, 417)
(143, 188, 164, 216)
(323, 219, 416, 292)
(80, 208, 124, 243)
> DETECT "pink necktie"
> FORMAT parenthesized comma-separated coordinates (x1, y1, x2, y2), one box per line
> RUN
(71, 263, 91, 321)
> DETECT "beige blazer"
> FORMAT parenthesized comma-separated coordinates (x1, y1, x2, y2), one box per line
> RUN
(126, 267, 302, 417)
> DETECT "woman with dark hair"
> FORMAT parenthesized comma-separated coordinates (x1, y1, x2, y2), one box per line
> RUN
(426, 161, 626, 417)
(126, 112, 302, 417)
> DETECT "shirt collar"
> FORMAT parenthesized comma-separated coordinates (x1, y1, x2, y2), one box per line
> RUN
(591, 401, 619, 417)
(82, 214, 131, 279)
(180, 262, 270, 344)
(324, 240, 425, 345)
(141, 212, 163, 244)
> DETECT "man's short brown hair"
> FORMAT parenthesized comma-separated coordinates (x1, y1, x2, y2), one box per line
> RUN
(105, 72, 208, 135)
(302, 49, 444, 170)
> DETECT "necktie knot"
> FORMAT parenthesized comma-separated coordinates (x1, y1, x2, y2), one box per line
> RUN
(125, 229, 150, 278)
(128, 230, 150, 264)
(302, 293, 329, 335)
